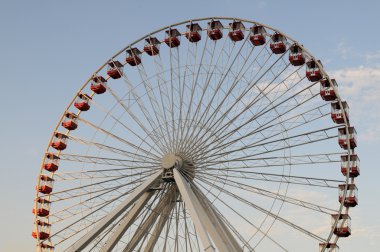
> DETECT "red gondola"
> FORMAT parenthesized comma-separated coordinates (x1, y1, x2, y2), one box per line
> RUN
(250, 25, 266, 46)
(270, 32, 287, 54)
(126, 48, 142, 66)
(207, 20, 223, 40)
(319, 243, 339, 252)
(306, 60, 322, 82)
(43, 153, 60, 172)
(36, 175, 54, 194)
(107, 61, 123, 79)
(144, 37, 160, 56)
(61, 112, 78, 130)
(289, 44, 305, 66)
(228, 21, 245, 42)
(332, 214, 351, 237)
(32, 220, 51, 240)
(341, 154, 360, 177)
(331, 101, 349, 124)
(338, 184, 358, 207)
(185, 23, 202, 43)
(74, 93, 91, 111)
(320, 78, 338, 101)
(338, 127, 357, 149)
(51, 132, 68, 151)
(32, 198, 51, 217)
(164, 28, 181, 48)
(90, 76, 107, 94)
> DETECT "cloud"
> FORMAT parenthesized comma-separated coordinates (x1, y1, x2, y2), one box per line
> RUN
(336, 41, 353, 60)
(335, 42, 380, 67)
(347, 221, 380, 248)
(365, 50, 380, 64)
(330, 67, 380, 141)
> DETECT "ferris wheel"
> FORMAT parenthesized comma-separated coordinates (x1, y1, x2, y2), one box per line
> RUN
(32, 17, 359, 252)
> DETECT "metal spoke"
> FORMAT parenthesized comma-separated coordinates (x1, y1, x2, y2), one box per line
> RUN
(196, 175, 326, 242)
(107, 84, 168, 152)
(193, 99, 328, 160)
(197, 174, 338, 213)
(194, 178, 289, 251)
(76, 116, 162, 159)
(89, 98, 165, 156)
(201, 126, 339, 161)
(200, 152, 342, 167)
(198, 169, 342, 188)
(67, 135, 158, 163)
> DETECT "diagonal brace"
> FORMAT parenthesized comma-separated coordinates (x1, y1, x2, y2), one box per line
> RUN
(101, 191, 155, 251)
(143, 190, 177, 252)
(122, 186, 177, 252)
(67, 170, 162, 252)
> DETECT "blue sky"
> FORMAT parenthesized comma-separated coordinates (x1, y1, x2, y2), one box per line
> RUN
(1, 0, 379, 251)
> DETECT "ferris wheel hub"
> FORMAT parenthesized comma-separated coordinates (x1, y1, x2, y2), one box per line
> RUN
(161, 153, 183, 169)
(161, 153, 195, 181)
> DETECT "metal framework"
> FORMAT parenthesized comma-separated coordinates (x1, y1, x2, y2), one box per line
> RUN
(33, 17, 357, 252)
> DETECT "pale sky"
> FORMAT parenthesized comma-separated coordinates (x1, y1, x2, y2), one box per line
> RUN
(1, 0, 379, 251)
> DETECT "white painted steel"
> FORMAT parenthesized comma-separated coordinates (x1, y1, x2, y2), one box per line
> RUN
(101, 191, 155, 252)
(173, 169, 216, 252)
(67, 170, 162, 252)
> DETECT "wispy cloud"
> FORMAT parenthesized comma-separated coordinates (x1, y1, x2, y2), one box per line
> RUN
(347, 216, 380, 248)
(335, 41, 380, 67)
(330, 66, 380, 141)
(365, 50, 380, 64)
(336, 41, 353, 60)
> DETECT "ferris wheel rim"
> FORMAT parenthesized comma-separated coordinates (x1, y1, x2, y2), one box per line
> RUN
(33, 17, 355, 252)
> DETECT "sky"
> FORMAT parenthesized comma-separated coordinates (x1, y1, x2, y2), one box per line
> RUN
(1, 0, 379, 251)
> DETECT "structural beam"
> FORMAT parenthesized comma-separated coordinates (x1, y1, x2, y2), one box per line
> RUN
(67, 170, 162, 252)
(101, 191, 155, 252)
(173, 169, 216, 252)
(143, 191, 177, 252)
(122, 186, 176, 252)
(193, 185, 242, 251)
(175, 169, 242, 251)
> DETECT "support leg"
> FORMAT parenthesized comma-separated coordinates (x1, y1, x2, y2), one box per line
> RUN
(101, 191, 155, 251)
(67, 170, 162, 252)
(143, 191, 177, 252)
(122, 186, 176, 252)
(193, 185, 242, 251)
(174, 169, 242, 252)
(173, 169, 216, 252)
